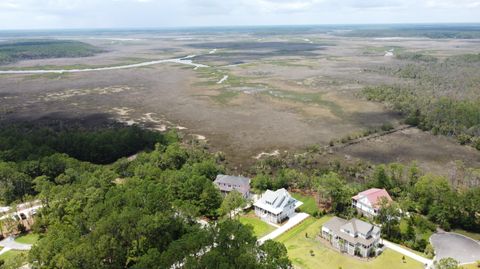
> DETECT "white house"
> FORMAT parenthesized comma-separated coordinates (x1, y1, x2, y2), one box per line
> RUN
(253, 188, 301, 224)
(352, 188, 392, 217)
(322, 217, 381, 257)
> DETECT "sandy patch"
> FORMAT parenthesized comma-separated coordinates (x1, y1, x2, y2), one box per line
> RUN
(217, 75, 229, 84)
(255, 150, 280, 159)
(40, 86, 129, 101)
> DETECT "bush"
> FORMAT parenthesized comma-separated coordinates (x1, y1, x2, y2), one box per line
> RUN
(457, 134, 472, 145)
(424, 244, 435, 259)
(381, 122, 394, 132)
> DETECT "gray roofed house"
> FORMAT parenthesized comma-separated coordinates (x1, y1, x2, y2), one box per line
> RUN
(214, 174, 251, 198)
(321, 217, 381, 258)
(253, 188, 302, 224)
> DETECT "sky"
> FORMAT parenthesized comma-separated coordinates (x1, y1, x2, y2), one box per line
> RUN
(0, 0, 480, 30)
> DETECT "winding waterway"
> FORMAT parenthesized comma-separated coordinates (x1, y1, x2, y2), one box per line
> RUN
(0, 55, 209, 74)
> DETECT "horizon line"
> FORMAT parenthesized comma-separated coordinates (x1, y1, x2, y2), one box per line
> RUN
(1, 22, 480, 32)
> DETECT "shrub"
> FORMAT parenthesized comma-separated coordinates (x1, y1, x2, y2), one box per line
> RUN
(381, 122, 394, 131)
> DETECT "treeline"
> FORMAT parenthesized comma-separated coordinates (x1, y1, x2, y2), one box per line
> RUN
(363, 85, 480, 150)
(362, 52, 480, 149)
(338, 28, 480, 39)
(28, 140, 290, 268)
(0, 123, 167, 164)
(0, 123, 172, 204)
(0, 40, 103, 65)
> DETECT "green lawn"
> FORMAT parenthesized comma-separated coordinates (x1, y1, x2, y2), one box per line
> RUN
(276, 216, 424, 269)
(462, 263, 480, 269)
(15, 233, 39, 244)
(239, 211, 276, 238)
(0, 250, 28, 267)
(453, 229, 480, 241)
(388, 240, 429, 259)
(291, 193, 318, 216)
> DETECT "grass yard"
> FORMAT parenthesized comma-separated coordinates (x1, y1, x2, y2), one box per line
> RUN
(15, 233, 39, 244)
(453, 229, 480, 241)
(291, 193, 318, 216)
(388, 240, 429, 259)
(276, 216, 424, 269)
(0, 250, 28, 267)
(239, 211, 276, 238)
(462, 263, 480, 269)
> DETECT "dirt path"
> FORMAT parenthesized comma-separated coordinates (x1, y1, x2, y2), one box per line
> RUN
(333, 125, 413, 150)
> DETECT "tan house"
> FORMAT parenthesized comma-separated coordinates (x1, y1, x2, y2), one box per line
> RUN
(322, 217, 381, 257)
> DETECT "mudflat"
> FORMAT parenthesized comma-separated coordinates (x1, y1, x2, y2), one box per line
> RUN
(0, 31, 478, 171)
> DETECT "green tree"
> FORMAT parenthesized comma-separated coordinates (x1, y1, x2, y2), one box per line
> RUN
(317, 172, 353, 215)
(434, 257, 459, 269)
(219, 191, 246, 219)
(372, 165, 392, 190)
(376, 198, 402, 241)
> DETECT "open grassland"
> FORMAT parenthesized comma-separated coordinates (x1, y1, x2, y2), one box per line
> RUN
(276, 216, 424, 269)
(239, 211, 276, 238)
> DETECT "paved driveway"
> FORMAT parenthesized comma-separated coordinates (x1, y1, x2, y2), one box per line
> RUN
(430, 232, 480, 264)
(383, 240, 433, 268)
(0, 236, 32, 250)
(257, 213, 309, 245)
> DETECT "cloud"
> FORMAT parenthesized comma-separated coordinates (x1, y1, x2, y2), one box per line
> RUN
(251, 0, 324, 13)
(425, 0, 480, 7)
(0, 0, 479, 29)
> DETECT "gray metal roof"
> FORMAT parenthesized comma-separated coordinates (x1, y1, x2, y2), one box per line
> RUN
(341, 218, 374, 235)
(323, 216, 348, 231)
(323, 217, 380, 246)
(253, 188, 298, 215)
(214, 174, 250, 187)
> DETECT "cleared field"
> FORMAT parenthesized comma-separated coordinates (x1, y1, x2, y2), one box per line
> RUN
(276, 216, 423, 269)
(239, 211, 276, 238)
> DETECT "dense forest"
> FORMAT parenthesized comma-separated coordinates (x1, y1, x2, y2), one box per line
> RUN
(0, 122, 290, 269)
(363, 53, 480, 150)
(0, 40, 103, 65)
(338, 25, 480, 39)
(0, 123, 172, 205)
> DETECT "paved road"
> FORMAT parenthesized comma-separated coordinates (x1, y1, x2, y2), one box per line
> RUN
(0, 55, 208, 74)
(0, 247, 11, 255)
(258, 213, 310, 244)
(383, 240, 433, 268)
(0, 236, 32, 251)
(430, 232, 480, 264)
